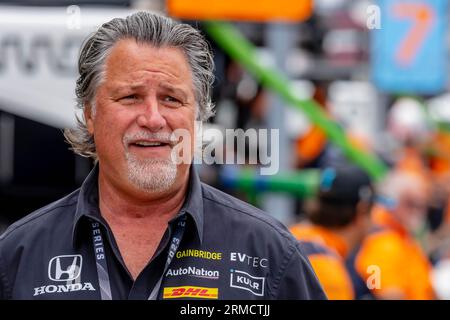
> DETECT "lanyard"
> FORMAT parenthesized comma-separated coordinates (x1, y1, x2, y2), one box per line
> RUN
(89, 214, 187, 300)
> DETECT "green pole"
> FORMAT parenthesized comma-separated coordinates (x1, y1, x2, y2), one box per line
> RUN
(204, 21, 389, 181)
(221, 168, 320, 198)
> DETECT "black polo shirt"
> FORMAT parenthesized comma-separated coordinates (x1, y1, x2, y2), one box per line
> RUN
(0, 165, 326, 300)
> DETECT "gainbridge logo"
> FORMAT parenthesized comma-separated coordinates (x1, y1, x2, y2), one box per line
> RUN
(163, 286, 218, 299)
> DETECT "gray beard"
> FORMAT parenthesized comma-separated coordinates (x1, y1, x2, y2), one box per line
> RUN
(125, 153, 177, 193)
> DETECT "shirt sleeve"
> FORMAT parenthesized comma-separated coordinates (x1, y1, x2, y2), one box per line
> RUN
(0, 242, 9, 300)
(272, 242, 328, 300)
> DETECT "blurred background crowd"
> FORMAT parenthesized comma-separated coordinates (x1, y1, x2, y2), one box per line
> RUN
(1, 0, 450, 299)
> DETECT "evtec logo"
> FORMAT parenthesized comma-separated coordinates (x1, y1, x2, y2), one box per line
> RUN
(230, 252, 268, 268)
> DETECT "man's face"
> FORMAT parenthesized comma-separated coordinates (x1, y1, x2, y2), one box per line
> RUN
(396, 186, 428, 233)
(85, 39, 196, 195)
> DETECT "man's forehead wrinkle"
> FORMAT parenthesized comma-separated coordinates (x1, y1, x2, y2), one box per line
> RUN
(104, 41, 192, 79)
(104, 68, 191, 91)
(107, 78, 191, 95)
(106, 67, 181, 83)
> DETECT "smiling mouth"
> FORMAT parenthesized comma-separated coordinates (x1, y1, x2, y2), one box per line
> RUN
(130, 141, 172, 149)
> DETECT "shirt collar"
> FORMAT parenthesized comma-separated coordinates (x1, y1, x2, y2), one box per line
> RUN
(72, 163, 204, 246)
(180, 164, 204, 243)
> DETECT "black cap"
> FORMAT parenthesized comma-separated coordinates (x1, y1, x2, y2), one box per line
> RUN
(318, 165, 374, 205)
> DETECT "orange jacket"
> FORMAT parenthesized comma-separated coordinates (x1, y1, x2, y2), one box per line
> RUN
(353, 206, 435, 300)
(291, 224, 354, 300)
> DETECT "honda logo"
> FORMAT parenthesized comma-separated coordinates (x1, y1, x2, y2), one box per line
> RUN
(48, 255, 82, 282)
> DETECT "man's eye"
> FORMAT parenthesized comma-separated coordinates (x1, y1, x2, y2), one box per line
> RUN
(121, 94, 138, 101)
(164, 96, 179, 103)
(162, 96, 182, 106)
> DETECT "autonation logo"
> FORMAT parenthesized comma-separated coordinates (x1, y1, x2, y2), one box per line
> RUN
(166, 266, 219, 280)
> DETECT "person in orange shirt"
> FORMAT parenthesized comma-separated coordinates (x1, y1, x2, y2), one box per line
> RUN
(291, 165, 375, 299)
(351, 171, 436, 300)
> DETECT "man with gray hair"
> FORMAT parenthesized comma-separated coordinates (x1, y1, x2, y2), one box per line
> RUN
(0, 11, 325, 300)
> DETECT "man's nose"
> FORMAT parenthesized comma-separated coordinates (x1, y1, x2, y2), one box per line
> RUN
(136, 98, 166, 131)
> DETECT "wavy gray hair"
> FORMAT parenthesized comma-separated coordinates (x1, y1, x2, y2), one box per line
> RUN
(64, 11, 215, 159)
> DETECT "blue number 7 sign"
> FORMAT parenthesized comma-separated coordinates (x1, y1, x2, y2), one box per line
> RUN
(371, 0, 448, 94)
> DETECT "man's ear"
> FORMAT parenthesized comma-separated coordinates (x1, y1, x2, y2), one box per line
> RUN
(84, 103, 94, 135)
